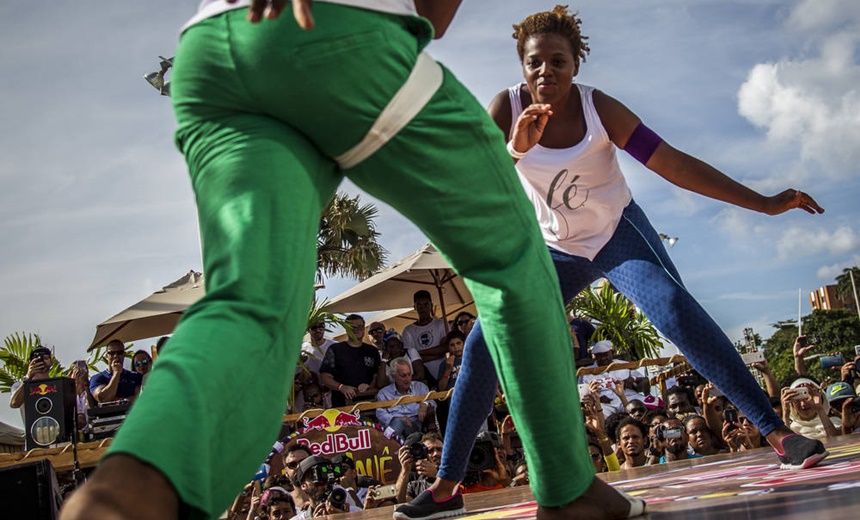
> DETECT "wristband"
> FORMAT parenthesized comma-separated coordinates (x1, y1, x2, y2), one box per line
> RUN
(337, 384, 343, 391)
(506, 140, 528, 159)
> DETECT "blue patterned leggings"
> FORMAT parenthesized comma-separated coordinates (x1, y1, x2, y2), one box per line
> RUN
(438, 201, 783, 482)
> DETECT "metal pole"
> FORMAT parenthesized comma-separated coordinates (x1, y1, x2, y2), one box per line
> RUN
(850, 269, 860, 322)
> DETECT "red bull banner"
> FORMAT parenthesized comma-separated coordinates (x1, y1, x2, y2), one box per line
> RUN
(264, 410, 404, 484)
(29, 383, 58, 396)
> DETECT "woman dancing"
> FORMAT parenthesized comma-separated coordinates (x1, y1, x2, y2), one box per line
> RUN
(395, 5, 826, 520)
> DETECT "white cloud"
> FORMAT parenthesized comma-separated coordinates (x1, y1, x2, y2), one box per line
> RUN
(737, 8, 860, 178)
(816, 254, 860, 279)
(776, 225, 860, 260)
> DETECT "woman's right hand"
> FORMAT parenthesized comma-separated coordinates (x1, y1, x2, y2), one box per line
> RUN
(510, 103, 553, 156)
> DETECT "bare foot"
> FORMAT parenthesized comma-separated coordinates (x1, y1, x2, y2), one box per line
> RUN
(536, 476, 642, 520)
(60, 455, 179, 520)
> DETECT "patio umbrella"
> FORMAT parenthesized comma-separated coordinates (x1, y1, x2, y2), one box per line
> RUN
(325, 243, 473, 329)
(89, 270, 204, 350)
(331, 302, 478, 342)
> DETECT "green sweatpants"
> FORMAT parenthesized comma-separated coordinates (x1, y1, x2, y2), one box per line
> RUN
(107, 5, 592, 518)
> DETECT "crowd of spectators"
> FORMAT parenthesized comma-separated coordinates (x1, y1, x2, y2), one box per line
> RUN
(8, 287, 860, 519)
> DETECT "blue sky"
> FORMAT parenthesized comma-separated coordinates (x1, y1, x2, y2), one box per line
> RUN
(1, 1, 858, 427)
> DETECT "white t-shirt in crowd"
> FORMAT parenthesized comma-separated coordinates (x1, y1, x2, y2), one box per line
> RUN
(401, 317, 447, 378)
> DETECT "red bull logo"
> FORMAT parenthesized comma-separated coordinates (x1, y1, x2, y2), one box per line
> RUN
(29, 384, 58, 396)
(297, 429, 372, 456)
(301, 409, 361, 432)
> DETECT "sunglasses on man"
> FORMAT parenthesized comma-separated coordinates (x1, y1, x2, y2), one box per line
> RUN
(134, 359, 150, 368)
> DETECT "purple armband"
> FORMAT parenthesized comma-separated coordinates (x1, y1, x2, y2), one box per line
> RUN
(623, 123, 663, 165)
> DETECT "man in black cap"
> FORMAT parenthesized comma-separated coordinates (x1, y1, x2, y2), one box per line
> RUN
(9, 346, 55, 412)
(294, 455, 358, 518)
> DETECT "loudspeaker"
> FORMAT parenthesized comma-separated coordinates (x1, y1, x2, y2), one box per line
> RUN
(23, 377, 76, 451)
(0, 459, 62, 520)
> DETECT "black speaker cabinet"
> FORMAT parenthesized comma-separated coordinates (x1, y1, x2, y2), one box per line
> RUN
(0, 459, 62, 520)
(23, 377, 76, 451)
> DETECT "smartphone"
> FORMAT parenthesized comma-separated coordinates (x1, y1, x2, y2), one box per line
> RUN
(76, 360, 88, 370)
(578, 383, 591, 398)
(791, 386, 810, 400)
(709, 387, 724, 398)
(820, 354, 844, 369)
(724, 408, 739, 424)
(741, 351, 765, 365)
(659, 426, 683, 440)
(373, 484, 398, 501)
(854, 345, 860, 357)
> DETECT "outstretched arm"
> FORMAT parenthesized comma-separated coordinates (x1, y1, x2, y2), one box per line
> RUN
(593, 90, 825, 216)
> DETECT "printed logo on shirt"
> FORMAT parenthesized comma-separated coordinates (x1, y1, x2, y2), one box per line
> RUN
(417, 332, 435, 349)
(546, 168, 589, 240)
(364, 357, 377, 368)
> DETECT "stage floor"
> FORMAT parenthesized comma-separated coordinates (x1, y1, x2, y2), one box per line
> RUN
(344, 435, 860, 519)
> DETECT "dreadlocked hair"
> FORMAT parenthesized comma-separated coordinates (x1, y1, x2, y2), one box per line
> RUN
(513, 5, 590, 65)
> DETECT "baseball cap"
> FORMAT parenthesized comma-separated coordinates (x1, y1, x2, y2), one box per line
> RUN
(643, 395, 664, 410)
(331, 453, 355, 470)
(826, 382, 855, 403)
(29, 346, 52, 361)
(790, 378, 816, 390)
(590, 340, 613, 355)
(383, 330, 401, 344)
(296, 455, 331, 484)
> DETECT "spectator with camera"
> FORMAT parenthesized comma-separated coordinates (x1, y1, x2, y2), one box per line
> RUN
(68, 360, 97, 432)
(293, 455, 360, 518)
(781, 377, 839, 439)
(9, 346, 56, 416)
(616, 417, 649, 469)
(461, 431, 511, 493)
(722, 408, 764, 452)
(376, 357, 437, 439)
(394, 432, 445, 504)
(652, 417, 702, 464)
(578, 340, 649, 416)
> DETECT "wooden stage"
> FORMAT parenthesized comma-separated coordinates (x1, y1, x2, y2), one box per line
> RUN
(345, 435, 860, 519)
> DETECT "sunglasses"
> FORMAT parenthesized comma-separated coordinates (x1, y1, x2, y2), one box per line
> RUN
(590, 452, 603, 461)
(30, 353, 51, 361)
(309, 325, 325, 331)
(106, 351, 125, 357)
(285, 460, 301, 470)
(369, 328, 385, 335)
(629, 407, 647, 414)
(456, 320, 471, 326)
(134, 360, 150, 367)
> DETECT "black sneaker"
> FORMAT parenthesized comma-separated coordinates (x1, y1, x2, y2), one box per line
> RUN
(393, 489, 466, 520)
(776, 434, 829, 470)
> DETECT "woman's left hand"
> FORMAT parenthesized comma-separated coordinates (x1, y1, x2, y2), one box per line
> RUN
(764, 189, 824, 216)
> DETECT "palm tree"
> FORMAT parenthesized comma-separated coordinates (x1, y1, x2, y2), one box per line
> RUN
(835, 266, 860, 308)
(0, 332, 66, 393)
(316, 192, 386, 283)
(567, 282, 663, 360)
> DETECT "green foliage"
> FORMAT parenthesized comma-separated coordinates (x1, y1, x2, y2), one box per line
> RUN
(835, 266, 860, 306)
(764, 310, 860, 385)
(317, 192, 387, 282)
(0, 332, 66, 393)
(567, 283, 663, 360)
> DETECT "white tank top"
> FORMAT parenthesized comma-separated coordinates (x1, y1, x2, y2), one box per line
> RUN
(508, 83, 632, 260)
(184, 0, 418, 31)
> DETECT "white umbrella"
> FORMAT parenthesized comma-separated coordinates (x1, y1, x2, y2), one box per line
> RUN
(325, 243, 473, 327)
(89, 270, 204, 350)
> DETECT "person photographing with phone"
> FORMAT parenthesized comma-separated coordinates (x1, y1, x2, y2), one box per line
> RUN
(781, 378, 839, 440)
(9, 346, 56, 412)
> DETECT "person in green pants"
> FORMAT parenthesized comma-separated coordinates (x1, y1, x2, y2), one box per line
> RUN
(61, 2, 641, 519)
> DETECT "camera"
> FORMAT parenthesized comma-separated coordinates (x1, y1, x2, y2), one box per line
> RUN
(820, 354, 844, 370)
(656, 425, 683, 441)
(677, 371, 707, 389)
(409, 442, 428, 461)
(310, 463, 347, 509)
(467, 440, 497, 473)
